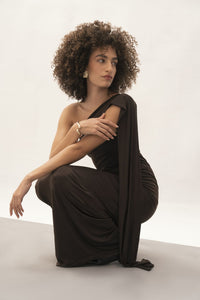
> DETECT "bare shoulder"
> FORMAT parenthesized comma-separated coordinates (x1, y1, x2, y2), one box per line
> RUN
(66, 101, 93, 122)
(60, 102, 80, 125)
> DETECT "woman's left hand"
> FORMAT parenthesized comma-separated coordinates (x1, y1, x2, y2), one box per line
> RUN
(9, 176, 32, 218)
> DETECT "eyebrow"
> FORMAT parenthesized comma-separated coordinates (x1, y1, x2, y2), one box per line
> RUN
(95, 54, 118, 61)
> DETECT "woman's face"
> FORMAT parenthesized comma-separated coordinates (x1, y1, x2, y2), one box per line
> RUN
(85, 46, 118, 90)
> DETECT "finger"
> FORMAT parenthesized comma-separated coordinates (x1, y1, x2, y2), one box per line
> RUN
(95, 127, 114, 140)
(98, 120, 118, 135)
(13, 203, 20, 218)
(19, 203, 24, 213)
(96, 131, 110, 140)
(100, 118, 118, 128)
(14, 207, 19, 218)
(93, 126, 110, 140)
(20, 204, 24, 212)
(14, 209, 19, 218)
(15, 203, 23, 217)
(97, 124, 117, 138)
(99, 113, 105, 118)
(111, 122, 119, 128)
(10, 197, 15, 216)
(17, 208, 23, 217)
(102, 127, 115, 139)
(19, 210, 23, 216)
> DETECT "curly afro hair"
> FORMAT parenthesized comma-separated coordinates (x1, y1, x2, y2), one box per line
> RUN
(51, 20, 140, 102)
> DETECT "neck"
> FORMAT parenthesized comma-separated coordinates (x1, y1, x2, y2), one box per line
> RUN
(84, 86, 113, 107)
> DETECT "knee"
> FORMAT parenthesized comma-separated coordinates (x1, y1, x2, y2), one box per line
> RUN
(51, 165, 75, 188)
(35, 178, 46, 201)
(35, 178, 43, 199)
(35, 174, 51, 200)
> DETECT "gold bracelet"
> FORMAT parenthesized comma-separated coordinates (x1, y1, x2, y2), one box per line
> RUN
(75, 121, 81, 136)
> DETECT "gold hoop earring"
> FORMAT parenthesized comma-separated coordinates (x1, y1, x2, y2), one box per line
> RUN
(83, 70, 88, 78)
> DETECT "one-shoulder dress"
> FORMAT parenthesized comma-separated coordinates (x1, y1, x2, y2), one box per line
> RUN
(35, 93, 159, 271)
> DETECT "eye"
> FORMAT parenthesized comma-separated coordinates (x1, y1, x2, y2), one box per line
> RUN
(98, 59, 105, 63)
(112, 61, 118, 66)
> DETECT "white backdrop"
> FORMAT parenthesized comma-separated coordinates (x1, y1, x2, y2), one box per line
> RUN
(1, 0, 199, 247)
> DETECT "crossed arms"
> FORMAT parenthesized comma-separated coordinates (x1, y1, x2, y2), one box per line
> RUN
(27, 104, 121, 182)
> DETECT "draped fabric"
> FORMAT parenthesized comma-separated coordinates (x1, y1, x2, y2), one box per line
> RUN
(87, 93, 159, 270)
(35, 93, 159, 271)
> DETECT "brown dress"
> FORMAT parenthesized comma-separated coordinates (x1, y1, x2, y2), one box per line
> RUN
(35, 93, 159, 271)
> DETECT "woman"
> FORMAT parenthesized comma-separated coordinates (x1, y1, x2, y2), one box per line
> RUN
(9, 20, 159, 271)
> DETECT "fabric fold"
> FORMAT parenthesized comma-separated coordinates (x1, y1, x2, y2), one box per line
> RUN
(87, 93, 159, 271)
(105, 94, 158, 270)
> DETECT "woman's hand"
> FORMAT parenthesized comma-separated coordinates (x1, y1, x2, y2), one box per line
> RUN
(9, 176, 32, 218)
(79, 113, 119, 140)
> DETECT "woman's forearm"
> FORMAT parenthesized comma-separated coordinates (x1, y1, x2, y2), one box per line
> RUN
(27, 144, 84, 182)
(49, 123, 83, 159)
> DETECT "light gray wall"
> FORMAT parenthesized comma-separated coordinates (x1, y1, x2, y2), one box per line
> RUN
(1, 0, 199, 246)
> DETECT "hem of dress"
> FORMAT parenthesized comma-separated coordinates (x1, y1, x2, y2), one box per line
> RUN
(56, 250, 120, 268)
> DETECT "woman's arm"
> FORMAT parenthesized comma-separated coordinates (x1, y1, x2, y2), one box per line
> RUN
(49, 104, 78, 159)
(9, 105, 120, 218)
(28, 143, 84, 182)
(49, 123, 82, 159)
(9, 143, 85, 218)
(27, 105, 120, 182)
(49, 105, 118, 159)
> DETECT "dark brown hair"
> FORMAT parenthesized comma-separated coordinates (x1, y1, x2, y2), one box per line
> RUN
(51, 20, 140, 102)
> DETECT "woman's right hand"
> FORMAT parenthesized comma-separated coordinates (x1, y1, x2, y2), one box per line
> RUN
(78, 113, 119, 140)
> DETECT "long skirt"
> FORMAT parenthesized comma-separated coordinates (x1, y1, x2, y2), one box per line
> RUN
(35, 163, 157, 267)
(35, 165, 120, 267)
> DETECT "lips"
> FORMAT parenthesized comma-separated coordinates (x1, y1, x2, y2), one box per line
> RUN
(103, 76, 112, 80)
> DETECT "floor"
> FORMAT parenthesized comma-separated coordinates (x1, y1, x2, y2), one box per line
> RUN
(0, 217, 199, 300)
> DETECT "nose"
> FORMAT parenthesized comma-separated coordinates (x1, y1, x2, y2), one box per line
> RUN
(105, 61, 114, 73)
